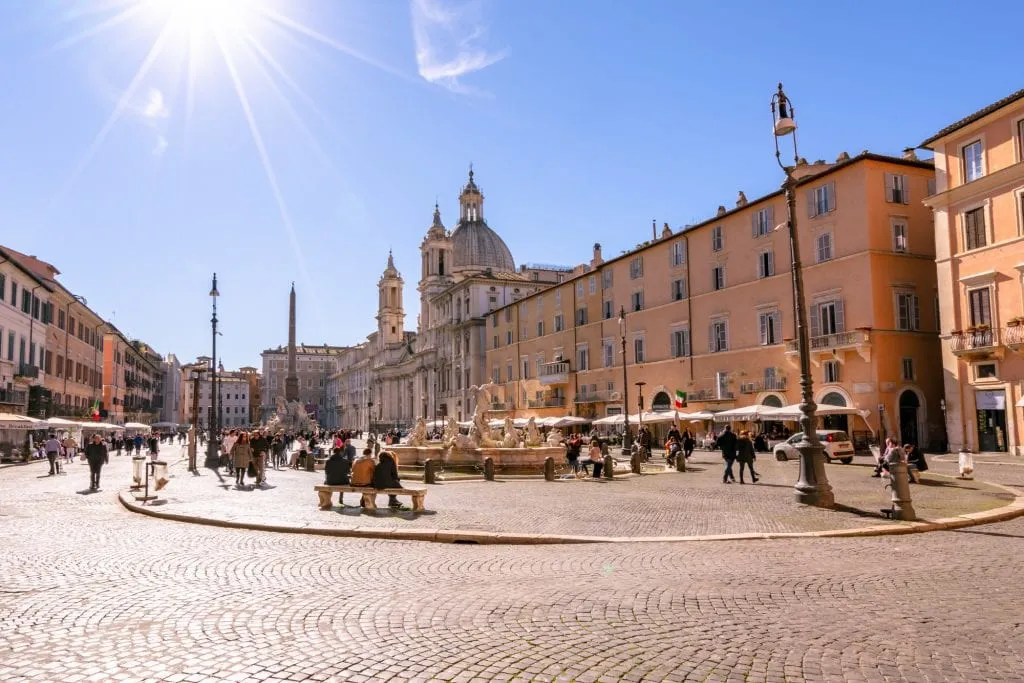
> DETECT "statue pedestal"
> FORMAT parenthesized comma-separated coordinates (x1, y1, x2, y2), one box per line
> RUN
(390, 444, 566, 472)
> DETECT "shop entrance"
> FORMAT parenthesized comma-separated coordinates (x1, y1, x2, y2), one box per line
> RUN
(820, 392, 849, 433)
(898, 390, 920, 447)
(976, 390, 1007, 452)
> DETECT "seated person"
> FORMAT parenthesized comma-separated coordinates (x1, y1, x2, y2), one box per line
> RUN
(753, 433, 768, 453)
(372, 451, 403, 508)
(324, 449, 352, 505)
(350, 449, 376, 489)
(904, 443, 928, 482)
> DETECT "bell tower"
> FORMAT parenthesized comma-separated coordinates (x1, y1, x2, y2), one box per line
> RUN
(377, 251, 405, 347)
(418, 202, 453, 334)
(459, 167, 484, 223)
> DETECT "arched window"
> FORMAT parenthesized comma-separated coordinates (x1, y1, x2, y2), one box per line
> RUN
(761, 394, 783, 408)
(651, 391, 671, 411)
(438, 252, 445, 276)
(821, 392, 847, 407)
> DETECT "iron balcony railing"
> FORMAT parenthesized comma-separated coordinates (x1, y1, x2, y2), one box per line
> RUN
(951, 328, 1000, 353)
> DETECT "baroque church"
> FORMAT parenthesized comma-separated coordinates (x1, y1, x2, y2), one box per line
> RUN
(328, 170, 569, 430)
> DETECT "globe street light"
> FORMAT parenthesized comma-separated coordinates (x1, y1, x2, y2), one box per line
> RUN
(771, 82, 834, 508)
(618, 306, 632, 455)
(205, 273, 221, 469)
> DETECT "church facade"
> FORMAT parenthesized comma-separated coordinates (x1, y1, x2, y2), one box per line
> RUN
(330, 170, 569, 431)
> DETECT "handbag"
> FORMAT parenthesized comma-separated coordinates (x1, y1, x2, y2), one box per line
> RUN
(247, 462, 257, 478)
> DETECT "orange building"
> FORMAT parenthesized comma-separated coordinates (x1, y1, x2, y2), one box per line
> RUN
(487, 151, 943, 448)
(922, 88, 1024, 454)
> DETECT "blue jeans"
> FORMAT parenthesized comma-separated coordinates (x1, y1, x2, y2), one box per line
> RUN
(722, 457, 736, 482)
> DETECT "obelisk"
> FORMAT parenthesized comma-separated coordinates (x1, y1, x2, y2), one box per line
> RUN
(285, 283, 299, 402)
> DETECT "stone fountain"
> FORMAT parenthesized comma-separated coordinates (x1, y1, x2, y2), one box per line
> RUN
(264, 396, 316, 435)
(390, 384, 566, 473)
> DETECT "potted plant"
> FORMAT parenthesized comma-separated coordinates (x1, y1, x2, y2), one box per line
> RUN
(1008, 317, 1024, 327)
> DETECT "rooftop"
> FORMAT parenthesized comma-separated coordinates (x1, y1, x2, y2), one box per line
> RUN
(920, 88, 1024, 148)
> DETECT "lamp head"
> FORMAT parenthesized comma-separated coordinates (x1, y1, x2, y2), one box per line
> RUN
(209, 273, 220, 298)
(618, 306, 626, 325)
(773, 82, 797, 137)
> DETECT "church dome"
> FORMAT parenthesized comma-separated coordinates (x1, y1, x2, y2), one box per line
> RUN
(451, 221, 515, 273)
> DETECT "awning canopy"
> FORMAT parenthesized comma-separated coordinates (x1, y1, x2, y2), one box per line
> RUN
(0, 414, 48, 430)
(124, 422, 152, 431)
(80, 422, 120, 431)
(679, 411, 717, 422)
(763, 403, 871, 420)
(713, 404, 781, 423)
(46, 417, 83, 427)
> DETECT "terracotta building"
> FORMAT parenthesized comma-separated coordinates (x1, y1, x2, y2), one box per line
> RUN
(487, 151, 943, 448)
(922, 88, 1024, 454)
(103, 326, 158, 425)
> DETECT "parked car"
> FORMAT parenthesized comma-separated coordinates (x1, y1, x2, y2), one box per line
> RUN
(774, 430, 856, 464)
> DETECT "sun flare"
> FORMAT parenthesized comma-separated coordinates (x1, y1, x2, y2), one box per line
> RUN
(150, 0, 247, 32)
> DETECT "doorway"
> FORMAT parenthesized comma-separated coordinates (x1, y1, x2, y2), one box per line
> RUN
(898, 390, 920, 446)
(820, 392, 849, 432)
(975, 390, 1007, 452)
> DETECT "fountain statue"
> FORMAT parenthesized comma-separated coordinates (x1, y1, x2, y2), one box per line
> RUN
(406, 417, 428, 446)
(524, 417, 543, 447)
(500, 416, 521, 448)
(546, 428, 564, 446)
(265, 395, 315, 434)
(469, 384, 498, 447)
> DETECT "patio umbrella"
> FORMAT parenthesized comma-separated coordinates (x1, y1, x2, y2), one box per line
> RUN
(713, 405, 779, 422)
(0, 414, 47, 430)
(124, 422, 152, 431)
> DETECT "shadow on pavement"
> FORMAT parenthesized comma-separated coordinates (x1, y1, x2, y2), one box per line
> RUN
(953, 527, 1024, 539)
(918, 478, 978, 490)
(76, 488, 99, 495)
(831, 502, 883, 519)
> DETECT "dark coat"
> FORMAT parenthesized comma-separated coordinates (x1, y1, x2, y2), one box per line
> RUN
(372, 453, 402, 490)
(718, 430, 738, 458)
(324, 454, 351, 485)
(85, 442, 109, 464)
(342, 443, 357, 462)
(906, 446, 928, 472)
(251, 436, 270, 455)
(736, 438, 755, 464)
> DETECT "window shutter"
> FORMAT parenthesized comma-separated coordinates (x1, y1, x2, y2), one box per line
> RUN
(766, 206, 774, 232)
(807, 189, 817, 218)
(827, 181, 836, 212)
(759, 313, 768, 345)
(901, 175, 910, 205)
(670, 331, 678, 357)
(708, 324, 716, 353)
(912, 295, 920, 330)
(752, 212, 759, 237)
(810, 304, 822, 338)
(885, 173, 894, 202)
(835, 299, 846, 332)
(768, 250, 775, 275)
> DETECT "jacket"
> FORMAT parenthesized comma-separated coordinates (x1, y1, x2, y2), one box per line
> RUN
(351, 457, 376, 487)
(717, 430, 738, 458)
(324, 454, 352, 485)
(372, 453, 402, 490)
(250, 436, 270, 455)
(85, 442, 109, 464)
(736, 437, 755, 464)
(231, 442, 253, 469)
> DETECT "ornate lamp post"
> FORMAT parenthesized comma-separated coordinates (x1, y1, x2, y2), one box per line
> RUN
(618, 306, 632, 455)
(205, 274, 221, 468)
(771, 83, 834, 507)
(635, 380, 646, 450)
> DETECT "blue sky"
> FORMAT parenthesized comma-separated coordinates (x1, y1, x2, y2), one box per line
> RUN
(0, 0, 1020, 370)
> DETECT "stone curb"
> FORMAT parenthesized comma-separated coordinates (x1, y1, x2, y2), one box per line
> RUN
(0, 458, 48, 470)
(118, 473, 1024, 546)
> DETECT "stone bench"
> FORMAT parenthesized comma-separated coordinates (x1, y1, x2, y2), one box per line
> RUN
(315, 485, 427, 512)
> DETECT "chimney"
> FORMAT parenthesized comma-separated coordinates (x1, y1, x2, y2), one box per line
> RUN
(651, 219, 657, 241)
(902, 147, 918, 161)
(716, 205, 727, 217)
(591, 243, 603, 267)
(736, 191, 748, 207)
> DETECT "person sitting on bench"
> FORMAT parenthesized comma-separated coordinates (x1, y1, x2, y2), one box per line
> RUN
(903, 443, 928, 483)
(373, 450, 403, 508)
(324, 448, 352, 505)
(350, 448, 376, 508)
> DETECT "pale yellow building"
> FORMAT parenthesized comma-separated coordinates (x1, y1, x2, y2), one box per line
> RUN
(488, 152, 943, 448)
(922, 88, 1024, 454)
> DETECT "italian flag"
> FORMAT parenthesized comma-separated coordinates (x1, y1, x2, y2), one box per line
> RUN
(673, 390, 687, 410)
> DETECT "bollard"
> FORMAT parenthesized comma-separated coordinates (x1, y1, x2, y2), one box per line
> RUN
(424, 458, 437, 485)
(630, 450, 642, 474)
(676, 451, 686, 472)
(603, 454, 614, 480)
(544, 457, 555, 481)
(483, 457, 495, 481)
(888, 460, 916, 521)
(305, 453, 315, 472)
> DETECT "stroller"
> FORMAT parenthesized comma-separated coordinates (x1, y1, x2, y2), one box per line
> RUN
(666, 440, 683, 467)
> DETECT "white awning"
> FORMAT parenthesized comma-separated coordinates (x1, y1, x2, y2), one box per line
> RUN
(763, 403, 870, 420)
(713, 405, 780, 422)
(0, 414, 48, 430)
(124, 422, 152, 431)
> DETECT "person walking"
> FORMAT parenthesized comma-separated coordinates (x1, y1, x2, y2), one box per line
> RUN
(736, 431, 759, 484)
(44, 433, 62, 476)
(566, 434, 582, 474)
(250, 430, 269, 486)
(682, 429, 696, 461)
(231, 433, 253, 488)
(718, 425, 738, 484)
(132, 433, 143, 456)
(84, 434, 109, 491)
(147, 433, 159, 461)
(588, 437, 604, 479)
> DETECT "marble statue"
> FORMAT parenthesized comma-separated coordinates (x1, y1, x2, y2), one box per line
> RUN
(546, 428, 564, 446)
(500, 417, 521, 448)
(442, 416, 459, 449)
(406, 418, 428, 446)
(524, 417, 543, 447)
(468, 384, 498, 447)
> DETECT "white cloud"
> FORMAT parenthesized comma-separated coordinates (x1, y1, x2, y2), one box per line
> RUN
(153, 135, 168, 157)
(137, 88, 169, 158)
(411, 0, 505, 94)
(143, 88, 169, 120)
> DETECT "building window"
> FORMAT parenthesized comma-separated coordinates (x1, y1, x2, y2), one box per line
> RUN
(536, 295, 544, 313)
(964, 207, 986, 250)
(575, 307, 588, 326)
(712, 265, 726, 291)
(601, 269, 613, 289)
(886, 173, 909, 204)
(631, 290, 644, 312)
(537, 321, 545, 337)
(602, 299, 613, 320)
(757, 250, 775, 279)
(709, 320, 728, 353)
(967, 288, 992, 327)
(711, 226, 724, 252)
(577, 345, 589, 371)
(506, 330, 513, 345)
(759, 310, 781, 345)
(716, 371, 729, 399)
(670, 241, 686, 266)
(554, 314, 564, 332)
(896, 292, 920, 331)
(1018, 119, 1024, 161)
(633, 337, 645, 363)
(629, 256, 644, 279)
(589, 276, 597, 295)
(811, 299, 845, 337)
(535, 354, 544, 377)
(962, 140, 983, 182)
(576, 281, 584, 298)
(976, 362, 997, 380)
(555, 290, 561, 306)
(521, 326, 528, 341)
(670, 328, 690, 358)
(506, 363, 513, 382)
(901, 358, 915, 381)
(492, 366, 500, 384)
(671, 279, 686, 301)
(808, 182, 836, 218)
(823, 360, 840, 383)
(504, 308, 512, 322)
(492, 334, 499, 349)
(521, 357, 530, 380)
(603, 340, 614, 367)
(892, 221, 908, 253)
(751, 207, 773, 237)
(57, 309, 65, 330)
(816, 232, 834, 263)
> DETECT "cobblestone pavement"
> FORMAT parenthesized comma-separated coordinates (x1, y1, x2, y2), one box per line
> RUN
(2, 452, 1024, 682)
(108, 444, 1016, 538)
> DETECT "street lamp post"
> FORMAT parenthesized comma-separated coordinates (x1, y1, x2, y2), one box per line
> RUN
(771, 82, 834, 508)
(189, 367, 206, 472)
(367, 401, 373, 437)
(635, 381, 646, 453)
(618, 306, 632, 455)
(205, 274, 221, 469)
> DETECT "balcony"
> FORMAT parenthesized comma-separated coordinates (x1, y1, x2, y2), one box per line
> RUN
(528, 397, 567, 408)
(784, 328, 872, 366)
(15, 363, 39, 380)
(488, 402, 508, 411)
(574, 391, 615, 404)
(0, 389, 28, 408)
(538, 360, 570, 386)
(691, 388, 735, 402)
(951, 328, 1005, 359)
(1005, 324, 1024, 352)
(739, 377, 788, 394)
